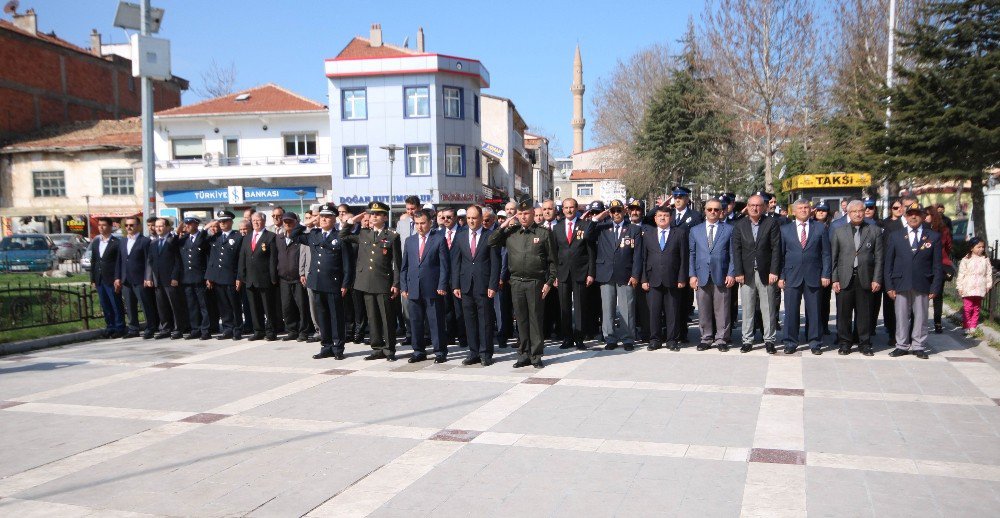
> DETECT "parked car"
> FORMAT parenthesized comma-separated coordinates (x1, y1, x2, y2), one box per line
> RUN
(49, 233, 88, 261)
(81, 247, 92, 272)
(0, 234, 58, 272)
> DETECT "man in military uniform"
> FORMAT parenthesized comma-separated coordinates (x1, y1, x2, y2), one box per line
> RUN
(180, 216, 212, 340)
(205, 210, 244, 340)
(300, 204, 354, 359)
(342, 201, 402, 361)
(488, 197, 557, 368)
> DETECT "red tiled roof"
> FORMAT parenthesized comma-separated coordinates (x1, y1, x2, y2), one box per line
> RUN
(570, 168, 625, 181)
(156, 84, 325, 117)
(2, 118, 141, 153)
(0, 19, 92, 55)
(333, 36, 421, 60)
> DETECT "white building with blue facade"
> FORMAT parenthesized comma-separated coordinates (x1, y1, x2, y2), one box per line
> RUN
(325, 25, 490, 209)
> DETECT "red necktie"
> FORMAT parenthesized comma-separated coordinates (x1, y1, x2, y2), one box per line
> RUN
(470, 231, 477, 257)
(566, 221, 573, 244)
(251, 232, 259, 251)
(446, 229, 453, 249)
(419, 235, 426, 260)
(799, 224, 807, 249)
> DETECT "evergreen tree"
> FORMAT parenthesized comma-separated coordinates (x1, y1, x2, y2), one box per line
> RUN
(883, 0, 999, 240)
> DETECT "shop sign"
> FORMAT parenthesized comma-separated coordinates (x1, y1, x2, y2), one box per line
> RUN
(163, 186, 316, 204)
(336, 193, 432, 205)
(481, 141, 504, 159)
(782, 173, 872, 191)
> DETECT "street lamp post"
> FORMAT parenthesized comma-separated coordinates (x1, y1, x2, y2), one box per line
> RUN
(379, 144, 403, 227)
(84, 195, 92, 238)
(294, 189, 307, 216)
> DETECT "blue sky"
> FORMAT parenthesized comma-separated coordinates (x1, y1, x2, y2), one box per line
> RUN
(27, 0, 704, 156)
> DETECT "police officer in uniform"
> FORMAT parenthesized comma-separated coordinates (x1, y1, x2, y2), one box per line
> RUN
(180, 216, 212, 339)
(205, 210, 244, 340)
(301, 203, 354, 359)
(341, 201, 402, 361)
(488, 197, 557, 368)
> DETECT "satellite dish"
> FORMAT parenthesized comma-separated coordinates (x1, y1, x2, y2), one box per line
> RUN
(402, 36, 409, 48)
(3, 0, 19, 15)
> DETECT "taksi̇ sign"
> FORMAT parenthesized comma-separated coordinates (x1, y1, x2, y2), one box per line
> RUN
(782, 173, 872, 191)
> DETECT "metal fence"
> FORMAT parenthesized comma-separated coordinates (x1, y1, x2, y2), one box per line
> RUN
(0, 282, 102, 332)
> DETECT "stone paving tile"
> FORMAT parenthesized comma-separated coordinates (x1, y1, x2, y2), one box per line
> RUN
(0, 361, 133, 401)
(244, 375, 514, 429)
(802, 357, 987, 397)
(566, 351, 770, 387)
(491, 385, 761, 447)
(29, 339, 235, 363)
(37, 368, 306, 413)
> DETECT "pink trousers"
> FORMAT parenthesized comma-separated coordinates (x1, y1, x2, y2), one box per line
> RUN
(963, 297, 983, 329)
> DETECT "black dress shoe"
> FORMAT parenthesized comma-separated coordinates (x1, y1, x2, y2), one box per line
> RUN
(143, 332, 156, 339)
(497, 340, 508, 349)
(200, 334, 212, 340)
(765, 342, 776, 355)
(216, 332, 233, 340)
(462, 357, 482, 366)
(297, 335, 308, 342)
(307, 336, 320, 343)
(604, 343, 618, 351)
(740, 344, 753, 353)
(912, 350, 929, 359)
(170, 332, 184, 340)
(697, 343, 711, 351)
(265, 335, 278, 341)
(838, 347, 850, 355)
(313, 351, 334, 359)
(559, 342, 572, 349)
(249, 333, 266, 341)
(434, 357, 448, 364)
(408, 355, 427, 363)
(532, 360, 545, 369)
(282, 334, 298, 341)
(647, 343, 661, 351)
(184, 333, 199, 340)
(575, 342, 587, 351)
(861, 347, 874, 356)
(400, 337, 412, 346)
(934, 324, 943, 334)
(364, 353, 385, 361)
(784, 346, 797, 355)
(154, 332, 170, 339)
(513, 359, 531, 368)
(669, 342, 681, 351)
(623, 344, 634, 351)
(482, 358, 494, 366)
(333, 352, 345, 360)
(124, 331, 140, 339)
(386, 354, 397, 362)
(811, 348, 823, 355)
(232, 333, 242, 341)
(888, 348, 909, 357)
(718, 344, 730, 352)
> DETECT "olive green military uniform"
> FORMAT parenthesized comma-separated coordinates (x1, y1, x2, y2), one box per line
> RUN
(340, 223, 401, 355)
(488, 218, 557, 362)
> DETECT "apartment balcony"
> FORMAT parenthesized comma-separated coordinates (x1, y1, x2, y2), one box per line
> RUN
(154, 153, 331, 183)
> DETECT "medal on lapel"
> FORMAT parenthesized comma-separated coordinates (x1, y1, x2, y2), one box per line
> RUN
(533, 237, 540, 244)
(228, 238, 235, 245)
(261, 243, 267, 252)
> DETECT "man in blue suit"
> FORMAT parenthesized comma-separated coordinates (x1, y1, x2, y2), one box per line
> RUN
(779, 199, 832, 354)
(116, 215, 158, 339)
(401, 209, 451, 363)
(90, 217, 125, 338)
(587, 200, 643, 351)
(146, 217, 189, 339)
(688, 199, 736, 351)
(451, 205, 501, 365)
(885, 203, 943, 359)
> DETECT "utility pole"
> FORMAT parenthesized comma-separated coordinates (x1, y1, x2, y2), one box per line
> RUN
(140, 0, 155, 222)
(882, 0, 896, 219)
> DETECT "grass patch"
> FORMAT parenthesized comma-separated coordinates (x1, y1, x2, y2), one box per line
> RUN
(0, 321, 89, 344)
(0, 273, 89, 286)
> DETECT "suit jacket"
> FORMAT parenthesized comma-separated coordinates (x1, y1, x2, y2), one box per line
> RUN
(673, 208, 703, 230)
(298, 228, 353, 293)
(553, 217, 594, 282)
(146, 233, 183, 287)
(586, 219, 643, 285)
(884, 226, 943, 294)
(89, 236, 121, 286)
(779, 220, 832, 288)
(830, 222, 883, 286)
(732, 216, 782, 284)
(205, 230, 243, 285)
(117, 234, 150, 286)
(640, 225, 688, 288)
(276, 225, 306, 282)
(340, 225, 400, 293)
(451, 227, 501, 296)
(179, 230, 210, 285)
(238, 230, 279, 288)
(401, 231, 450, 299)
(688, 221, 735, 286)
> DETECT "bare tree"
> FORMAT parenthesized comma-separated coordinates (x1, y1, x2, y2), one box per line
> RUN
(700, 0, 818, 193)
(192, 59, 238, 99)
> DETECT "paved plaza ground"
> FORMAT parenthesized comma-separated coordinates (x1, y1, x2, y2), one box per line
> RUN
(1, 313, 999, 517)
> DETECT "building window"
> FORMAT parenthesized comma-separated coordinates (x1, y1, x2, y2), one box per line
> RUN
(445, 144, 465, 177)
(577, 183, 593, 197)
(102, 169, 135, 195)
(33, 171, 66, 197)
(284, 133, 317, 156)
(404, 86, 430, 118)
(554, 187, 561, 198)
(171, 138, 204, 160)
(475, 149, 481, 178)
(443, 86, 463, 119)
(405, 144, 431, 176)
(343, 146, 369, 178)
(473, 94, 480, 123)
(342, 88, 367, 120)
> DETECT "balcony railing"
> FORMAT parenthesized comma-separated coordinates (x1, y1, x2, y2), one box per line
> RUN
(157, 154, 329, 169)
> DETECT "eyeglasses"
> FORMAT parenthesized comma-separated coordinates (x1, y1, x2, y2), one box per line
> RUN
(124, 223, 135, 227)
(891, 205, 901, 210)
(441, 215, 454, 219)
(705, 208, 722, 212)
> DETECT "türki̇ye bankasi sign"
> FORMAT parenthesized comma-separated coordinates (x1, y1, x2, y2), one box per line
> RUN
(782, 173, 872, 191)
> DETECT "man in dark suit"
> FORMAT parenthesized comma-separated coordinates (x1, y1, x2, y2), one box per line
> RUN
(179, 216, 211, 340)
(586, 200, 643, 350)
(401, 209, 451, 363)
(483, 207, 512, 350)
(885, 203, 942, 359)
(116, 216, 157, 338)
(451, 205, 501, 365)
(553, 197, 594, 350)
(300, 204, 354, 359)
(672, 187, 702, 334)
(206, 210, 244, 340)
(688, 199, 736, 351)
(831, 200, 884, 356)
(539, 199, 561, 341)
(641, 206, 688, 351)
(90, 217, 125, 338)
(732, 195, 782, 353)
(879, 195, 918, 347)
(276, 212, 312, 341)
(238, 212, 279, 341)
(779, 199, 832, 354)
(146, 218, 189, 339)
(437, 207, 466, 348)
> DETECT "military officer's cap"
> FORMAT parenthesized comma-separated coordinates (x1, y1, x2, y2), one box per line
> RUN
(672, 186, 691, 197)
(183, 216, 201, 225)
(515, 196, 533, 212)
(215, 210, 235, 220)
(457, 208, 467, 217)
(863, 198, 877, 208)
(318, 203, 336, 216)
(422, 203, 436, 211)
(281, 211, 299, 221)
(497, 210, 508, 218)
(755, 190, 773, 202)
(904, 202, 924, 214)
(588, 200, 606, 212)
(718, 194, 732, 205)
(367, 201, 389, 213)
(608, 200, 625, 211)
(626, 199, 642, 210)
(814, 202, 830, 212)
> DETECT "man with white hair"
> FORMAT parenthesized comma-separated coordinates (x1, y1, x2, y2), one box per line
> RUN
(830, 200, 883, 356)
(778, 198, 832, 354)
